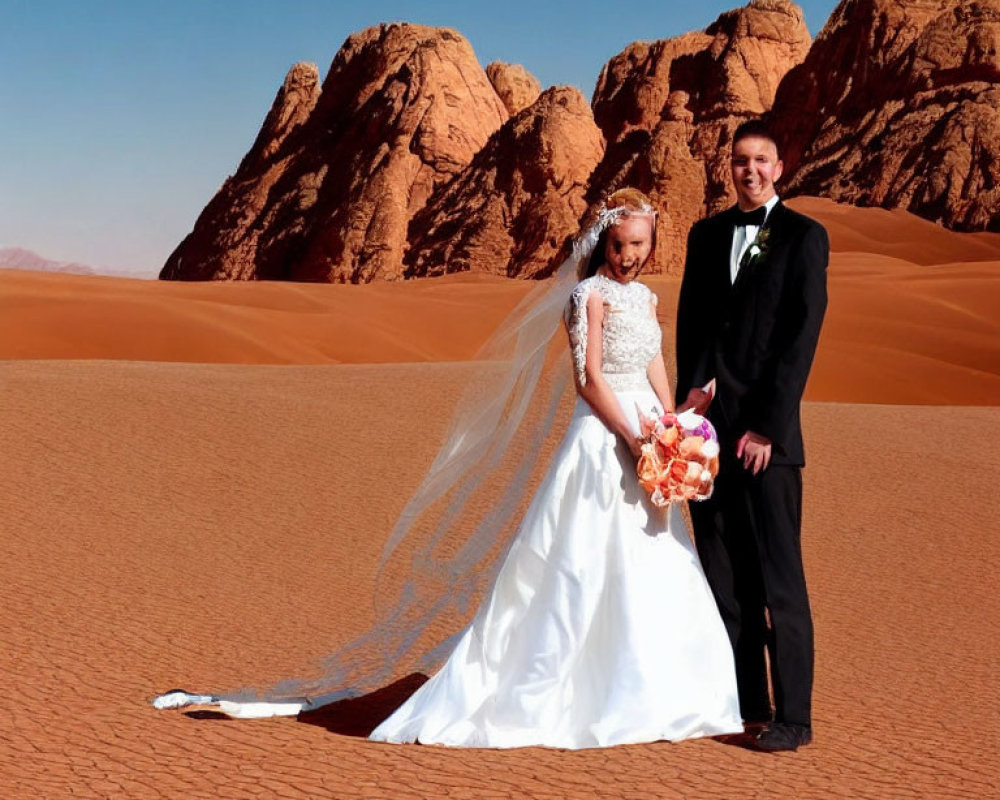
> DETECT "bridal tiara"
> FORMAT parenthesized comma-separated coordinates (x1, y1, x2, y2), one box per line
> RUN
(596, 202, 655, 230)
(572, 190, 657, 264)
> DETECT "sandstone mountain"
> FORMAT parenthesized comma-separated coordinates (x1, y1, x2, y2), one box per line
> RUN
(160, 62, 321, 281)
(161, 24, 508, 282)
(486, 62, 542, 115)
(589, 0, 812, 273)
(162, 2, 999, 284)
(405, 86, 604, 278)
(771, 0, 1000, 232)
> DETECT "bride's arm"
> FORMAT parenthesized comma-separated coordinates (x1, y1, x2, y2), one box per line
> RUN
(569, 291, 642, 457)
(645, 295, 674, 414)
(646, 352, 674, 414)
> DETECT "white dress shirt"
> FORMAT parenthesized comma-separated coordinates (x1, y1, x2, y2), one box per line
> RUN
(730, 194, 780, 284)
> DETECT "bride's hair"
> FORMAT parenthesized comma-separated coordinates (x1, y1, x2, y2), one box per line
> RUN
(582, 187, 659, 280)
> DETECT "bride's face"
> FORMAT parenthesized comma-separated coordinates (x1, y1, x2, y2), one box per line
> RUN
(604, 215, 653, 282)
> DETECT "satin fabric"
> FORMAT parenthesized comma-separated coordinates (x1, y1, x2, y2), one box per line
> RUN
(369, 387, 743, 749)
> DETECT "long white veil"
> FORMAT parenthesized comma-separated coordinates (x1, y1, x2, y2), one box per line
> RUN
(153, 224, 605, 719)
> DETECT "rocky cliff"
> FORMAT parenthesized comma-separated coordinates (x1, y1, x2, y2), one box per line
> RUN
(486, 61, 542, 115)
(771, 0, 1000, 232)
(162, 2, 1000, 283)
(406, 87, 604, 278)
(589, 0, 812, 273)
(162, 24, 508, 282)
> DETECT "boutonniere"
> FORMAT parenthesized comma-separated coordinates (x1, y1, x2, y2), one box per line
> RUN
(743, 225, 771, 268)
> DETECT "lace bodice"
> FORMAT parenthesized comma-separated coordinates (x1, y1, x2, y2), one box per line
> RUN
(564, 273, 662, 390)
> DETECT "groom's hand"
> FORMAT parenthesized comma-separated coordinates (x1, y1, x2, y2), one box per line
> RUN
(736, 431, 772, 475)
(677, 381, 715, 415)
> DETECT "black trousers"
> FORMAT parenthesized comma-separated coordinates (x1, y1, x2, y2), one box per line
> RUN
(690, 456, 814, 726)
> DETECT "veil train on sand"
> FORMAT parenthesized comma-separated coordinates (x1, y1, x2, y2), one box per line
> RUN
(153, 226, 604, 718)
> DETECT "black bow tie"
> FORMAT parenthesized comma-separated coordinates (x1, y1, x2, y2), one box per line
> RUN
(734, 206, 768, 227)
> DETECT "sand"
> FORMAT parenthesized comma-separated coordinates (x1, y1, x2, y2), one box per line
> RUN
(1, 198, 997, 798)
(4, 198, 999, 405)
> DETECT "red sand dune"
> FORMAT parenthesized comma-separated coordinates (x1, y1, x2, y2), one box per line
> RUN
(0, 361, 995, 798)
(3, 199, 999, 405)
(1, 198, 997, 798)
(0, 269, 530, 364)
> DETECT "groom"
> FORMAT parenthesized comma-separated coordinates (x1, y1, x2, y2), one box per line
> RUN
(675, 120, 828, 752)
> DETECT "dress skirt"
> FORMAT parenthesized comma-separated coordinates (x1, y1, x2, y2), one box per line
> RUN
(369, 386, 743, 749)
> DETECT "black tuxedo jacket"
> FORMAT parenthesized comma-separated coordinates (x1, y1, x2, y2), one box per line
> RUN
(674, 201, 829, 466)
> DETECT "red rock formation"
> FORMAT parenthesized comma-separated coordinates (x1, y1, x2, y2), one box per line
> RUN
(590, 0, 811, 273)
(772, 0, 1000, 232)
(160, 62, 321, 281)
(405, 87, 604, 278)
(160, 2, 999, 285)
(244, 62, 321, 169)
(161, 25, 508, 282)
(592, 35, 710, 146)
(486, 62, 542, 115)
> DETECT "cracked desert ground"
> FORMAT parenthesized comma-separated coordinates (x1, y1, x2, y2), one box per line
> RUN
(2, 199, 997, 799)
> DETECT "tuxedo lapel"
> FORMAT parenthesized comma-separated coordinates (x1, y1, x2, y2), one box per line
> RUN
(731, 200, 785, 294)
(712, 207, 740, 295)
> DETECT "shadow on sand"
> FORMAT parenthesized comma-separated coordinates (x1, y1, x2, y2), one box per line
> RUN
(185, 676, 765, 749)
(296, 673, 428, 737)
(182, 673, 428, 737)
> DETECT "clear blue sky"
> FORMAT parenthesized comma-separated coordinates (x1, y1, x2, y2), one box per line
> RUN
(0, 0, 840, 276)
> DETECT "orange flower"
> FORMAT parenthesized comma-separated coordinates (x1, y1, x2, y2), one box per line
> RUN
(637, 447, 669, 493)
(656, 424, 679, 451)
(678, 435, 705, 460)
(676, 483, 699, 501)
(636, 413, 719, 505)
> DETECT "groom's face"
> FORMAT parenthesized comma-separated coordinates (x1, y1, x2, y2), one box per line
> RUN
(731, 136, 783, 210)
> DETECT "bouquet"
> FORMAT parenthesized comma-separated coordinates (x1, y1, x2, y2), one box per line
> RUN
(636, 408, 720, 506)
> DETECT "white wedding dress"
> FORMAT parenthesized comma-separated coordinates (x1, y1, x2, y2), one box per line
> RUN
(369, 273, 743, 749)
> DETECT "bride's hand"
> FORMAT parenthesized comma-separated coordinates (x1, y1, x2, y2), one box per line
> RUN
(627, 435, 644, 460)
(636, 406, 657, 439)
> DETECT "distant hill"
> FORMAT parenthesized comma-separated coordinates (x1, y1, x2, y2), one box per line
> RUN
(0, 247, 96, 275)
(0, 247, 150, 279)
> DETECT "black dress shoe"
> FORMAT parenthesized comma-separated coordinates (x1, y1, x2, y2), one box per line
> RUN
(742, 719, 771, 734)
(752, 722, 812, 752)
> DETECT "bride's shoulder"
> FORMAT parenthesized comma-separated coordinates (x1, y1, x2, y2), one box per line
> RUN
(569, 274, 604, 300)
(634, 278, 656, 295)
(638, 280, 659, 305)
(564, 275, 603, 320)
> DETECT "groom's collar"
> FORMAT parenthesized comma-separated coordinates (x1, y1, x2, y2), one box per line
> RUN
(730, 194, 780, 224)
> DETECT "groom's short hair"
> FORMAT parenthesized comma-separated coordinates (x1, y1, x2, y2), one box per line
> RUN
(732, 120, 779, 154)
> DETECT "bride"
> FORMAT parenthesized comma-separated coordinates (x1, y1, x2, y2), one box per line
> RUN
(154, 187, 742, 749)
(368, 188, 742, 748)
